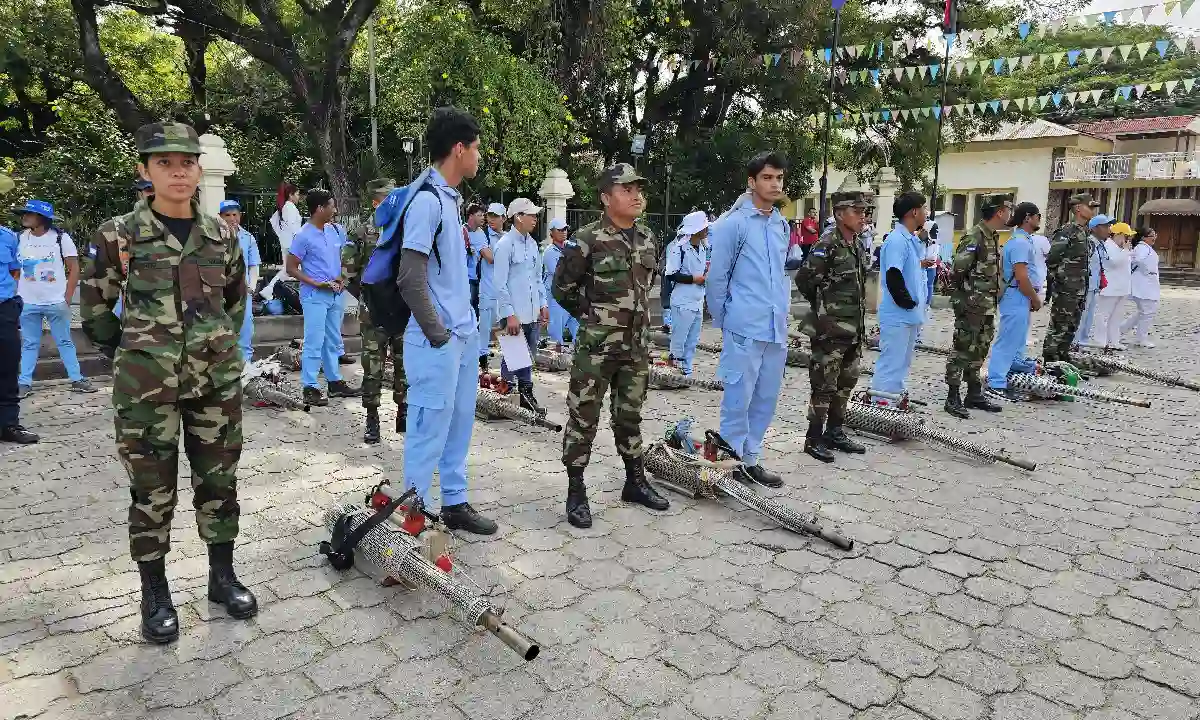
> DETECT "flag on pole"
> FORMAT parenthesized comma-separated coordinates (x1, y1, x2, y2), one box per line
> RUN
(943, 0, 958, 34)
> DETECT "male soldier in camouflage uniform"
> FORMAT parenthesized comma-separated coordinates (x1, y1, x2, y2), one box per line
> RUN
(794, 191, 871, 463)
(1042, 193, 1096, 362)
(552, 163, 670, 528)
(342, 178, 406, 443)
(943, 194, 1011, 418)
(81, 122, 257, 645)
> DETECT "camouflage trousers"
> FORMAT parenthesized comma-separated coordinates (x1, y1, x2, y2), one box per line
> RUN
(113, 381, 242, 562)
(361, 326, 406, 409)
(563, 349, 650, 469)
(808, 339, 862, 424)
(945, 312, 995, 387)
(1041, 291, 1086, 362)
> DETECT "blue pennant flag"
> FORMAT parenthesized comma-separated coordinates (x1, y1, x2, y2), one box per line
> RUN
(993, 58, 1005, 74)
(933, 106, 942, 119)
(836, 112, 845, 122)
(832, 0, 848, 10)
(1052, 93, 1063, 107)
(882, 109, 891, 121)
(1103, 11, 1117, 24)
(824, 48, 832, 63)
(877, 41, 885, 58)
(870, 69, 881, 83)
(931, 64, 941, 81)
(1018, 22, 1031, 39)
(1156, 40, 1170, 58)
(988, 100, 1000, 113)
(1068, 50, 1081, 66)
(945, 33, 958, 47)
(1118, 86, 1133, 100)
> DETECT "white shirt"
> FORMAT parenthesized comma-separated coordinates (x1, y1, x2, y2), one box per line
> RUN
(270, 201, 303, 254)
(1031, 234, 1050, 287)
(17, 229, 77, 306)
(1099, 238, 1132, 297)
(1130, 243, 1160, 300)
(924, 240, 940, 262)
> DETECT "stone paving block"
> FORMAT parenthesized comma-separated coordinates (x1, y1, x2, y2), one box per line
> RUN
(516, 608, 593, 647)
(783, 620, 861, 663)
(1134, 650, 1200, 697)
(524, 685, 629, 720)
(1002, 606, 1077, 641)
(800, 573, 863, 602)
(70, 643, 176, 692)
(861, 582, 931, 615)
(897, 530, 954, 554)
(823, 600, 895, 636)
(933, 593, 1002, 628)
(304, 642, 396, 691)
(578, 589, 648, 623)
(0, 673, 72, 720)
(658, 631, 741, 679)
(963, 576, 1028, 606)
(760, 590, 825, 622)
(817, 658, 897, 709)
(989, 691, 1079, 720)
(900, 676, 984, 720)
(1079, 615, 1157, 654)
(1108, 677, 1197, 720)
(314, 605, 402, 648)
(867, 543, 924, 569)
(953, 538, 1012, 562)
(1157, 626, 1200, 663)
(375, 657, 465, 708)
(898, 613, 972, 652)
(775, 549, 833, 575)
(764, 689, 852, 720)
(141, 658, 242, 709)
(287, 688, 394, 720)
(173, 620, 261, 663)
(860, 632, 939, 679)
(9, 628, 108, 677)
(831, 557, 895, 585)
(684, 674, 766, 720)
(713, 608, 787, 649)
(451, 670, 548, 720)
(512, 576, 584, 610)
(568, 560, 632, 589)
(1021, 664, 1107, 709)
(927, 553, 988, 579)
(253, 595, 339, 634)
(211, 672, 317, 720)
(591, 618, 664, 661)
(1104, 594, 1177, 630)
(1016, 546, 1072, 572)
(733, 644, 819, 690)
(235, 630, 327, 677)
(937, 649, 1020, 694)
(1127, 578, 1191, 609)
(601, 658, 689, 708)
(1054, 638, 1134, 680)
(524, 645, 611, 692)
(692, 579, 756, 612)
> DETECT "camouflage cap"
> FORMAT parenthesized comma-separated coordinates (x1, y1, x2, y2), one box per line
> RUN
(598, 163, 647, 191)
(366, 178, 396, 197)
(979, 193, 1014, 212)
(134, 122, 201, 155)
(1067, 192, 1094, 207)
(831, 191, 870, 210)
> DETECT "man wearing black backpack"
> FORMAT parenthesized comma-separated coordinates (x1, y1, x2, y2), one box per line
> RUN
(393, 107, 497, 535)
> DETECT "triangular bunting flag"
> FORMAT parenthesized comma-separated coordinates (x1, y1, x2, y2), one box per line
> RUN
(823, 48, 832, 63)
(1117, 86, 1132, 100)
(1103, 10, 1118, 23)
(1066, 92, 1078, 105)
(762, 55, 771, 68)
(906, 37, 918, 53)
(1156, 40, 1170, 57)
(976, 102, 987, 113)
(1067, 50, 1081, 65)
(893, 67, 904, 81)
(953, 61, 965, 76)
(1119, 45, 1134, 61)
(1055, 52, 1068, 67)
(985, 28, 1000, 42)
(1184, 0, 1197, 15)
(1038, 95, 1051, 108)
(1084, 48, 1099, 62)
(1002, 99, 1011, 111)
(1038, 22, 1047, 38)
(1167, 79, 1179, 93)
(967, 60, 979, 74)
(773, 54, 782, 66)
(1091, 89, 1103, 103)
(1167, 0, 1180, 13)
(1122, 8, 1138, 22)
(993, 58, 1006, 74)
(1022, 55, 1035, 70)
(1186, 78, 1197, 92)
(904, 66, 916, 80)
(1141, 5, 1154, 20)
(1015, 97, 1027, 110)
(919, 65, 929, 78)
(1048, 18, 1063, 33)
(1136, 42, 1153, 60)
(1149, 81, 1164, 91)
(1087, 13, 1103, 25)
(1040, 53, 1055, 67)
(943, 34, 957, 50)
(893, 41, 904, 57)
(881, 109, 892, 121)
(1052, 93, 1063, 107)
(1101, 46, 1115, 62)
(930, 64, 940, 81)
(1076, 14, 1091, 27)
(933, 106, 941, 119)
(1176, 38, 1191, 53)
(1008, 56, 1021, 71)
(1018, 22, 1031, 39)
(988, 100, 1000, 113)
(870, 69, 880, 84)
(1135, 83, 1148, 97)
(1194, 36, 1200, 52)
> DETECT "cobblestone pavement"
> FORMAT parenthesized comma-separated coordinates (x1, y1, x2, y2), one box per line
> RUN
(3, 288, 1199, 720)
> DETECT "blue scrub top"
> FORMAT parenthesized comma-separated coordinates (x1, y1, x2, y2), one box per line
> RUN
(401, 167, 475, 344)
(877, 224, 928, 326)
(0, 227, 18, 301)
(1000, 229, 1036, 313)
(289, 222, 346, 301)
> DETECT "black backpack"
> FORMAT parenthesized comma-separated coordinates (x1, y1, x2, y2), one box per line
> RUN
(361, 183, 443, 336)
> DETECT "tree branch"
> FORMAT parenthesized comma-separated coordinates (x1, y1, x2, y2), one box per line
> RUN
(69, 0, 151, 133)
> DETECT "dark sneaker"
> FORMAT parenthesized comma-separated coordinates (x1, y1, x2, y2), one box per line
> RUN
(71, 379, 98, 393)
(17, 385, 31, 400)
(303, 387, 329, 407)
(364, 407, 381, 444)
(442, 503, 498, 535)
(738, 464, 785, 488)
(0, 425, 38, 444)
(327, 380, 361, 397)
(338, 354, 356, 365)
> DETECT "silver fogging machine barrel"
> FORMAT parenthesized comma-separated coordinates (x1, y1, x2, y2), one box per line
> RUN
(846, 402, 1036, 471)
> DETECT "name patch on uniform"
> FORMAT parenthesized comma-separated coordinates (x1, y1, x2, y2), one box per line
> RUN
(88, 245, 98, 258)
(810, 249, 826, 257)
(965, 245, 976, 251)
(564, 239, 578, 248)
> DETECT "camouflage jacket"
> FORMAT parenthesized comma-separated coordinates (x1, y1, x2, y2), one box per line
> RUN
(80, 199, 247, 402)
(552, 215, 657, 355)
(949, 221, 1001, 316)
(794, 226, 868, 343)
(1045, 220, 1090, 297)
(340, 213, 379, 325)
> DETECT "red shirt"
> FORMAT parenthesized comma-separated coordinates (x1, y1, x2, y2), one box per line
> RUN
(800, 218, 819, 246)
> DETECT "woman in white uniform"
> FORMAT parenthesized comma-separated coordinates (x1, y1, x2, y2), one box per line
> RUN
(261, 182, 304, 300)
(1091, 222, 1133, 351)
(1120, 227, 1160, 347)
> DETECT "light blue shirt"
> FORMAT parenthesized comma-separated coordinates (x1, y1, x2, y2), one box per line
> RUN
(705, 204, 790, 344)
(1000, 229, 1036, 314)
(475, 226, 501, 299)
(1085, 235, 1102, 292)
(494, 228, 547, 324)
(289, 221, 346, 301)
(237, 227, 260, 285)
(466, 226, 483, 281)
(0, 227, 18, 301)
(542, 243, 564, 293)
(664, 237, 708, 311)
(401, 167, 475, 344)
(878, 224, 927, 326)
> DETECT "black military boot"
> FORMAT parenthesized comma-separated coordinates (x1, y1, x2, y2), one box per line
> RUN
(327, 380, 361, 397)
(208, 542, 258, 619)
(303, 386, 329, 407)
(965, 380, 1002, 412)
(518, 380, 545, 417)
(395, 403, 407, 434)
(824, 424, 867, 454)
(565, 467, 593, 528)
(621, 454, 669, 511)
(479, 355, 488, 372)
(803, 419, 835, 463)
(364, 407, 381, 444)
(944, 385, 970, 419)
(138, 558, 179, 644)
(442, 503, 499, 535)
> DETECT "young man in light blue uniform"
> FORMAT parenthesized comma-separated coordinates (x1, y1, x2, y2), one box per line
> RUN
(286, 190, 359, 405)
(542, 217, 578, 348)
(1074, 215, 1111, 347)
(987, 202, 1044, 397)
(475, 203, 504, 372)
(664, 211, 710, 375)
(705, 152, 790, 488)
(494, 197, 548, 413)
(395, 107, 496, 535)
(218, 200, 261, 363)
(870, 192, 929, 401)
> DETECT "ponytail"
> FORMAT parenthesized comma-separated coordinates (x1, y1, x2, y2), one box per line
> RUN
(276, 182, 298, 212)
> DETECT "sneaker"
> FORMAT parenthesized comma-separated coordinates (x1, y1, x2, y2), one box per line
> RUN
(338, 355, 356, 365)
(302, 387, 329, 407)
(16, 385, 31, 400)
(441, 503, 498, 535)
(1141, 340, 1156, 348)
(70, 379, 98, 393)
(0, 425, 39, 444)
(326, 380, 361, 397)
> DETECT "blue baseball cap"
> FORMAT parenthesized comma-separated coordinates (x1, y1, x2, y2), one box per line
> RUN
(13, 199, 56, 221)
(219, 199, 242, 213)
(133, 178, 153, 191)
(548, 217, 569, 231)
(1088, 214, 1113, 229)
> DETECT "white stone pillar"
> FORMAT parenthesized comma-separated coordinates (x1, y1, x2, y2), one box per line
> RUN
(538, 168, 574, 228)
(874, 166, 900, 236)
(199, 133, 236, 217)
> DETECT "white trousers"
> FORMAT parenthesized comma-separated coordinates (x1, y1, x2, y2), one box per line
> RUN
(1119, 297, 1158, 342)
(1091, 294, 1128, 348)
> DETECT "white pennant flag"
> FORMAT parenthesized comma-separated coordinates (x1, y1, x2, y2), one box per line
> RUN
(1066, 92, 1078, 105)
(1008, 57, 1021, 72)
(918, 65, 928, 78)
(985, 28, 1000, 41)
(1136, 41, 1153, 59)
(969, 29, 983, 44)
(1101, 46, 1115, 62)
(1177, 38, 1191, 53)
(1141, 5, 1154, 20)
(1186, 78, 1197, 92)
(1091, 89, 1103, 104)
(1135, 83, 1148, 97)
(1048, 18, 1063, 33)
(1015, 97, 1027, 109)
(1194, 37, 1200, 52)
(893, 40, 904, 57)
(1039, 95, 1051, 108)
(904, 66, 916, 80)
(1056, 52, 1068, 67)
(1022, 55, 1035, 69)
(906, 37, 919, 53)
(1084, 47, 1099, 62)
(1149, 81, 1164, 91)
(892, 67, 904, 81)
(1167, 79, 1180, 94)
(953, 61, 966, 76)
(1002, 99, 1012, 110)
(1119, 45, 1134, 61)
(1122, 8, 1138, 22)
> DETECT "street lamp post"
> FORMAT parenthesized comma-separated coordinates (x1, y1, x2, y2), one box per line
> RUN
(818, 0, 848, 225)
(401, 136, 415, 182)
(664, 163, 673, 235)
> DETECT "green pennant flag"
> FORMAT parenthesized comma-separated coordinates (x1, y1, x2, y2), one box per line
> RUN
(1118, 45, 1134, 61)
(1166, 0, 1180, 14)
(1136, 42, 1152, 60)
(1149, 82, 1164, 92)
(1183, 0, 1197, 15)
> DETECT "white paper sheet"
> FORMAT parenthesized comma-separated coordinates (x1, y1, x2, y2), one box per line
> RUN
(498, 334, 533, 371)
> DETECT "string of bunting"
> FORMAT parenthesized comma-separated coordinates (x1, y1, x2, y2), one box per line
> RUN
(813, 75, 1199, 126)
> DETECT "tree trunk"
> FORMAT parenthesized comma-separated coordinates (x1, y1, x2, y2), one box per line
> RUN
(306, 92, 358, 216)
(70, 0, 151, 133)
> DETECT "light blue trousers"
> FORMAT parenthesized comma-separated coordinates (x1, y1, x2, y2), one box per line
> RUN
(870, 322, 920, 395)
(239, 294, 254, 363)
(546, 298, 579, 345)
(333, 291, 347, 357)
(717, 330, 787, 467)
(988, 292, 1031, 389)
(477, 295, 497, 358)
(403, 331, 479, 508)
(19, 302, 83, 385)
(1074, 290, 1097, 345)
(669, 306, 703, 374)
(300, 290, 344, 387)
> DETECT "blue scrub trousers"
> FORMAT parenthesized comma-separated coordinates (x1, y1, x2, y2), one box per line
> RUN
(669, 306, 703, 374)
(477, 295, 497, 358)
(500, 322, 539, 384)
(300, 289, 344, 387)
(239, 294, 254, 363)
(19, 303, 83, 385)
(870, 322, 920, 395)
(925, 267, 936, 304)
(547, 299, 579, 345)
(988, 290, 1031, 389)
(403, 331, 479, 509)
(1074, 290, 1097, 345)
(717, 330, 788, 467)
(333, 291, 347, 357)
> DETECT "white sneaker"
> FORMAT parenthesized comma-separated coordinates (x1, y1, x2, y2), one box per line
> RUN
(1141, 340, 1156, 348)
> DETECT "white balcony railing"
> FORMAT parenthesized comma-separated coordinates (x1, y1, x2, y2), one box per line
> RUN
(1053, 152, 1200, 182)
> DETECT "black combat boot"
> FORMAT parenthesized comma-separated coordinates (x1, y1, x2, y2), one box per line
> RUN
(395, 403, 407, 434)
(565, 467, 593, 528)
(442, 503, 499, 535)
(479, 355, 489, 372)
(207, 542, 258, 619)
(338, 354, 355, 365)
(303, 386, 329, 407)
(620, 454, 669, 511)
(803, 419, 835, 463)
(518, 380, 545, 416)
(364, 406, 381, 444)
(964, 380, 1002, 412)
(138, 558, 179, 644)
(327, 380, 361, 398)
(824, 424, 866, 454)
(944, 385, 970, 419)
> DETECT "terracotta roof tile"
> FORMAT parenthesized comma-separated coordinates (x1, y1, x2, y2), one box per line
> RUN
(1068, 116, 1198, 138)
